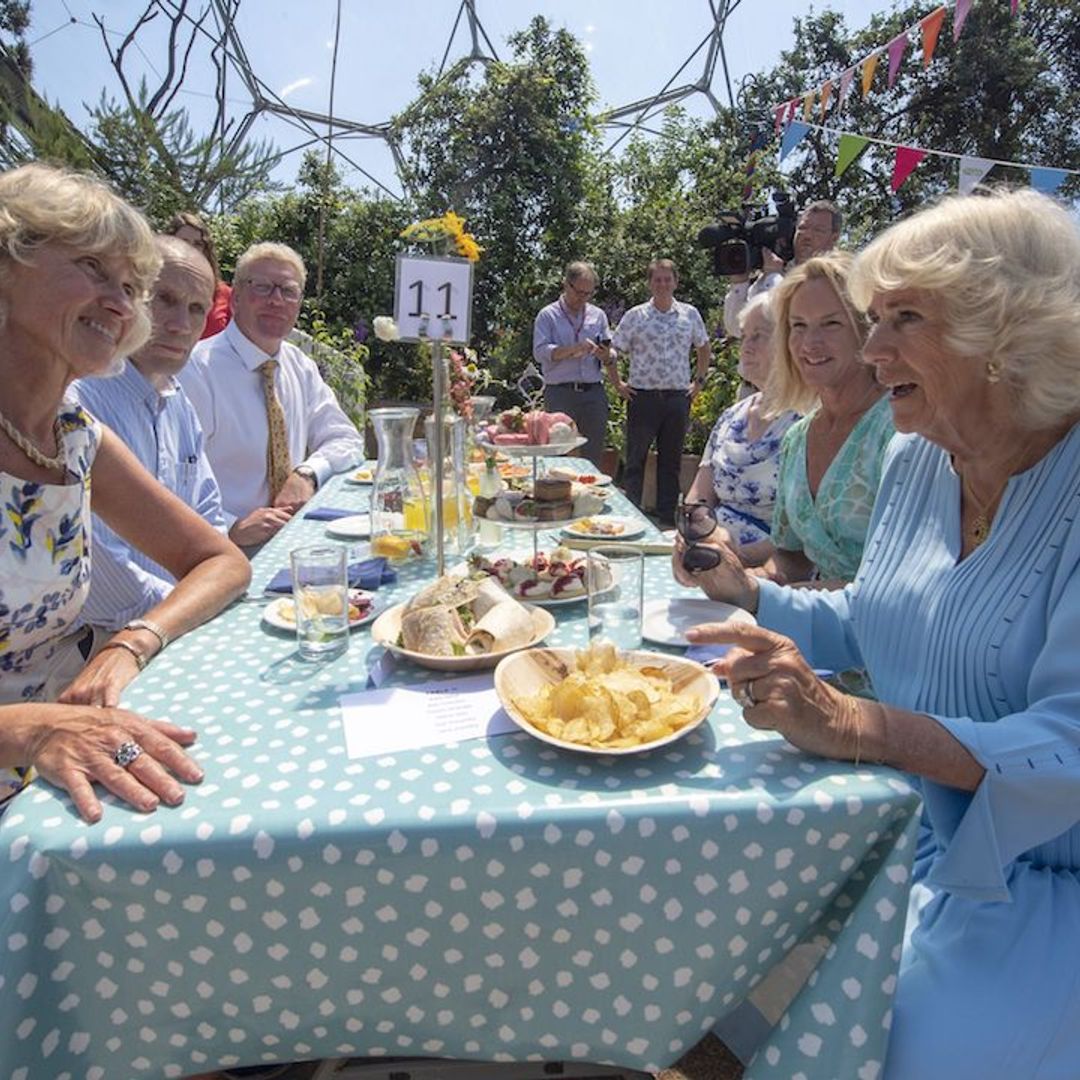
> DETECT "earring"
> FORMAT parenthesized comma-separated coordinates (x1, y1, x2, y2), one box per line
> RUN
(986, 359, 1003, 384)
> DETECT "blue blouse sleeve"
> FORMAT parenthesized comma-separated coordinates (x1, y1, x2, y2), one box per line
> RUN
(925, 534, 1080, 902)
(755, 578, 865, 673)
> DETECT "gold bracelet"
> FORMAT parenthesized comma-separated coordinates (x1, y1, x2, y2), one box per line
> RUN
(98, 639, 148, 671)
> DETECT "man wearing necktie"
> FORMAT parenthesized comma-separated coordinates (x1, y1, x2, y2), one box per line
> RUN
(180, 242, 363, 547)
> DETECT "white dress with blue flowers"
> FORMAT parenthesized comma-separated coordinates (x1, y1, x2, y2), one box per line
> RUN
(1, 403, 100, 806)
(700, 393, 798, 545)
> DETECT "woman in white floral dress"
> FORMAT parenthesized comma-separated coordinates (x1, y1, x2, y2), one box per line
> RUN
(0, 163, 250, 822)
(684, 292, 799, 544)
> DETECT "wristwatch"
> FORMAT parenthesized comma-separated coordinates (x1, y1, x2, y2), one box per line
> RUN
(292, 465, 319, 489)
(124, 618, 170, 652)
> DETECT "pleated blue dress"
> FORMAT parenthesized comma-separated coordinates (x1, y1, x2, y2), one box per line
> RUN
(756, 423, 1080, 1079)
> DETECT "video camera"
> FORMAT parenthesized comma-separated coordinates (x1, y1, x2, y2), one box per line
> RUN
(697, 190, 798, 276)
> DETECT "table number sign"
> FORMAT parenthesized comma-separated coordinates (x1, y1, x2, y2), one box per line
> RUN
(393, 253, 474, 344)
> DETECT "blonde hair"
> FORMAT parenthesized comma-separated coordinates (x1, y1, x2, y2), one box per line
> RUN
(235, 241, 307, 289)
(766, 250, 868, 416)
(849, 188, 1080, 430)
(0, 162, 159, 356)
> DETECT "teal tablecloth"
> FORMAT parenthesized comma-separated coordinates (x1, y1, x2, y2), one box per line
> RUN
(0, 463, 920, 1080)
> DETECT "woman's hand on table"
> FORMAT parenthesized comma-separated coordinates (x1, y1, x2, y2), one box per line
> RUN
(11, 702, 204, 824)
(672, 532, 760, 613)
(58, 643, 142, 708)
(686, 620, 864, 762)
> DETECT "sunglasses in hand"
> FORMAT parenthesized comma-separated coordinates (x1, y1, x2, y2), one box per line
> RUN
(677, 501, 725, 572)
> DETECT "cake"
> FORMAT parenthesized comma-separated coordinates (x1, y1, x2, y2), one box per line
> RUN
(534, 476, 572, 502)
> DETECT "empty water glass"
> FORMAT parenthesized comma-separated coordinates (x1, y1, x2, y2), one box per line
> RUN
(587, 545, 644, 650)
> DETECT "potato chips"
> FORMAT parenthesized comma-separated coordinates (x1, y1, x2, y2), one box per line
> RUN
(514, 642, 701, 749)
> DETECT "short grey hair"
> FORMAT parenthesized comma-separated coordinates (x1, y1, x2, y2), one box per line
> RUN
(563, 260, 597, 287)
(849, 188, 1080, 430)
(0, 162, 159, 356)
(235, 241, 307, 290)
(737, 290, 775, 335)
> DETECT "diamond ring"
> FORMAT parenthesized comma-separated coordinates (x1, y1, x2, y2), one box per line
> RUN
(113, 741, 143, 768)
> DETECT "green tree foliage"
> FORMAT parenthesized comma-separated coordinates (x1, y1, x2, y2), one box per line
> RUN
(745, 0, 1080, 243)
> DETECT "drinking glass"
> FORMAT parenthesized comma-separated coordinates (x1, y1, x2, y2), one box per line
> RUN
(587, 546, 644, 650)
(290, 545, 349, 661)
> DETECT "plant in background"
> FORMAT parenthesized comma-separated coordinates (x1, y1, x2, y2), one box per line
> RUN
(401, 211, 483, 261)
(293, 311, 371, 428)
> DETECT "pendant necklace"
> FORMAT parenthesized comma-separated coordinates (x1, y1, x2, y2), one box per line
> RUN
(959, 444, 1031, 548)
(0, 406, 65, 472)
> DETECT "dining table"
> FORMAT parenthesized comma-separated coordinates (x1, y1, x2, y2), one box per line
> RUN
(0, 459, 921, 1080)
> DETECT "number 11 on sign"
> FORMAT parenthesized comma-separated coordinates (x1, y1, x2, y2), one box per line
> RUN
(394, 254, 473, 344)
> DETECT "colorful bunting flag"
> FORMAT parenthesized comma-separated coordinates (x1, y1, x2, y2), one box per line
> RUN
(954, 0, 973, 41)
(835, 134, 871, 179)
(920, 7, 947, 67)
(820, 80, 833, 120)
(1030, 167, 1067, 195)
(861, 52, 880, 97)
(780, 121, 811, 162)
(803, 92, 815, 120)
(887, 32, 909, 88)
(775, 103, 786, 135)
(786, 99, 799, 124)
(892, 146, 927, 191)
(838, 67, 856, 111)
(958, 156, 995, 194)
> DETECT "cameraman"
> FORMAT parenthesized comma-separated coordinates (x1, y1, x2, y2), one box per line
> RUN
(532, 260, 616, 469)
(722, 200, 842, 338)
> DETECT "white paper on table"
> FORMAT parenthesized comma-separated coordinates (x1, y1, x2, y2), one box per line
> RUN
(340, 673, 517, 758)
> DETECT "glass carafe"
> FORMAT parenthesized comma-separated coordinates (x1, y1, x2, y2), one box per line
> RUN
(369, 407, 428, 562)
(424, 411, 472, 556)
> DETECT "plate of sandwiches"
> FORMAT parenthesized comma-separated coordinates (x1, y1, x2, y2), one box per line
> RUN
(370, 573, 555, 671)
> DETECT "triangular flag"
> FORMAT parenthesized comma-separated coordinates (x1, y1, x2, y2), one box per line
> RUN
(887, 32, 909, 88)
(835, 134, 870, 179)
(838, 67, 856, 111)
(1030, 167, 1068, 195)
(820, 80, 833, 120)
(921, 7, 947, 66)
(780, 121, 811, 162)
(785, 98, 799, 124)
(774, 103, 786, 134)
(958, 155, 994, 194)
(892, 146, 927, 192)
(802, 92, 815, 120)
(861, 52, 880, 97)
(954, 0, 973, 41)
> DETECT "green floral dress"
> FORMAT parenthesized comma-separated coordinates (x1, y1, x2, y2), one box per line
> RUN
(771, 396, 894, 581)
(1, 403, 100, 809)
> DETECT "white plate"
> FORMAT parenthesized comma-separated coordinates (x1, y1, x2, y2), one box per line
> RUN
(545, 468, 612, 487)
(477, 435, 588, 458)
(324, 513, 371, 540)
(344, 467, 375, 485)
(494, 647, 719, 755)
(262, 590, 380, 633)
(561, 516, 645, 541)
(641, 597, 756, 647)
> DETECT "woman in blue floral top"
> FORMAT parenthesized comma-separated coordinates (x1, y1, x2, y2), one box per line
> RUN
(0, 163, 250, 822)
(684, 292, 798, 544)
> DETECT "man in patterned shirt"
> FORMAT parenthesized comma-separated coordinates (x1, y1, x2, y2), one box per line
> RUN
(609, 258, 711, 526)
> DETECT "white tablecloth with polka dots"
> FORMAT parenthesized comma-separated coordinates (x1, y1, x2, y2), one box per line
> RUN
(0, 464, 920, 1080)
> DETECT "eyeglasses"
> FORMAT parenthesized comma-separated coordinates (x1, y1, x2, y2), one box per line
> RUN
(677, 500, 724, 572)
(568, 282, 595, 300)
(244, 277, 303, 303)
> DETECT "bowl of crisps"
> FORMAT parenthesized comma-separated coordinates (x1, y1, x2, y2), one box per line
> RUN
(494, 642, 719, 755)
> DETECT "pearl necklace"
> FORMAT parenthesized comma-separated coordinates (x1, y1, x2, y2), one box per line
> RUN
(0, 406, 65, 471)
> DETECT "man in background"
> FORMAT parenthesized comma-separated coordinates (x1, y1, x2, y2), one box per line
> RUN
(180, 242, 364, 547)
(532, 260, 617, 469)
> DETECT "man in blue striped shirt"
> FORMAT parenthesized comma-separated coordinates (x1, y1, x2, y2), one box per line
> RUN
(71, 235, 227, 632)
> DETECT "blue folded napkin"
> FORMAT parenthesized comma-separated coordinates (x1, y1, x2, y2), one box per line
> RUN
(303, 506, 366, 521)
(265, 557, 397, 594)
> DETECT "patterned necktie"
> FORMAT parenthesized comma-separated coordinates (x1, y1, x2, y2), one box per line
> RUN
(259, 359, 292, 499)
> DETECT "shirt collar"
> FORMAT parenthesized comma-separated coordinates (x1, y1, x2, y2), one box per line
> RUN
(648, 298, 679, 315)
(224, 318, 281, 371)
(118, 357, 179, 406)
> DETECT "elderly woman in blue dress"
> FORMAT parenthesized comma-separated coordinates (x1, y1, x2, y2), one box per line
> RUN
(677, 187, 1080, 1076)
(683, 292, 799, 545)
(0, 163, 250, 824)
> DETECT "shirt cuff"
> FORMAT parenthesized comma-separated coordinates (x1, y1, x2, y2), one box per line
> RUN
(303, 455, 333, 487)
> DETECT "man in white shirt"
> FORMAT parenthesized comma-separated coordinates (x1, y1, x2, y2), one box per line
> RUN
(180, 242, 363, 547)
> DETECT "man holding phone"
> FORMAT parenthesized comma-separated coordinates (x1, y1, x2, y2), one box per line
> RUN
(532, 260, 617, 468)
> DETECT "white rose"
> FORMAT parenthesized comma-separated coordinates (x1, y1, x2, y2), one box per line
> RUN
(373, 316, 400, 342)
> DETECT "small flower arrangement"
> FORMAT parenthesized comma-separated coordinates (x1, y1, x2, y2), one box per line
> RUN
(400, 211, 483, 262)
